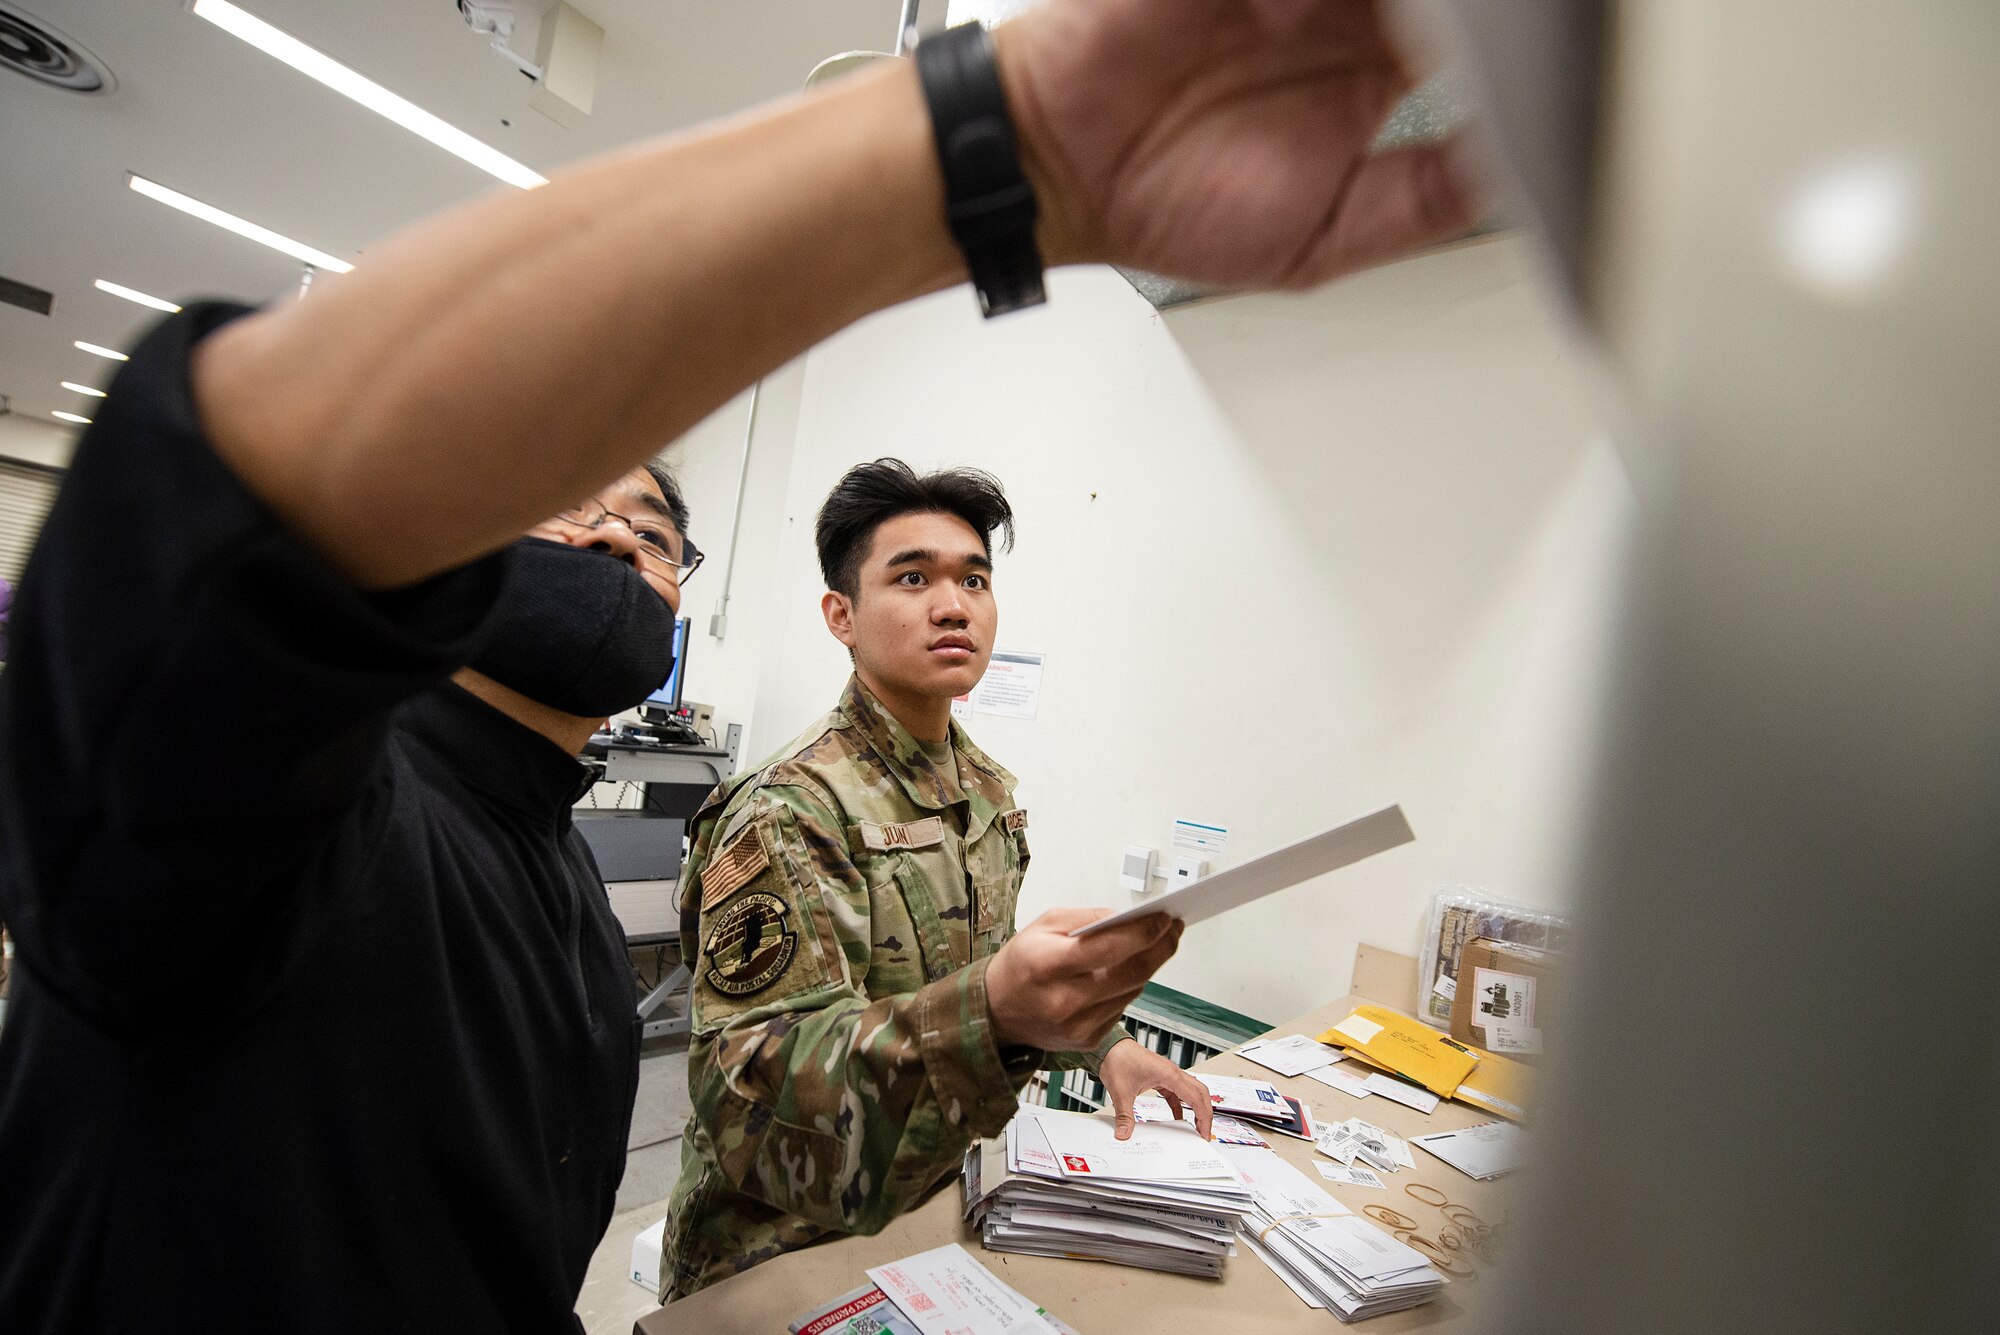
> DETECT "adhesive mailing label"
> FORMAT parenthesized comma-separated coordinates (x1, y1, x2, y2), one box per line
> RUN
(1331, 1014, 1384, 1046)
(1486, 1022, 1544, 1055)
(1315, 1162, 1388, 1190)
(1471, 967, 1537, 1030)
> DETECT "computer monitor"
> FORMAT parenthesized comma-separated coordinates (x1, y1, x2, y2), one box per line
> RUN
(638, 617, 690, 721)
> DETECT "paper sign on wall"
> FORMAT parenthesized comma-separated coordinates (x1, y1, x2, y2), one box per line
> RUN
(1172, 820, 1230, 854)
(953, 650, 1044, 721)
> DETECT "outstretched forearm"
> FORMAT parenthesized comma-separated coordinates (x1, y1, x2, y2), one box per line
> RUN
(188, 0, 1476, 591)
(192, 58, 967, 590)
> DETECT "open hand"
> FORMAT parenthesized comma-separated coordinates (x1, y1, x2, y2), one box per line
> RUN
(1099, 1037, 1216, 1141)
(998, 0, 1480, 288)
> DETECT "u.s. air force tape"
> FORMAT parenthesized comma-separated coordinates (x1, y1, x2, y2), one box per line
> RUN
(701, 891, 798, 997)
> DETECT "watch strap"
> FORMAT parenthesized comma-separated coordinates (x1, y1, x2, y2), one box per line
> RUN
(916, 23, 1048, 317)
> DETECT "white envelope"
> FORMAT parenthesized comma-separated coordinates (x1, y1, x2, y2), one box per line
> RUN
(1071, 805, 1414, 937)
(1196, 1073, 1289, 1117)
(1128, 1095, 1270, 1147)
(1007, 1114, 1063, 1179)
(1409, 1120, 1528, 1180)
(1304, 1064, 1375, 1099)
(867, 1244, 1059, 1335)
(1029, 1111, 1238, 1184)
(1290, 1214, 1434, 1283)
(1221, 1145, 1352, 1220)
(1362, 1074, 1441, 1114)
(1238, 1034, 1343, 1077)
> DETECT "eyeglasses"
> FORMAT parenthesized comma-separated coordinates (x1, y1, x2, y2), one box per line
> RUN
(553, 499, 704, 584)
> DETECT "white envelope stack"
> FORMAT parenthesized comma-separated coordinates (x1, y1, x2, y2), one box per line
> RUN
(963, 1109, 1253, 1278)
(1225, 1145, 1447, 1321)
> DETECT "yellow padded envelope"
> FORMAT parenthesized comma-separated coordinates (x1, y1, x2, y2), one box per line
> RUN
(1318, 1005, 1480, 1096)
(1450, 1049, 1533, 1122)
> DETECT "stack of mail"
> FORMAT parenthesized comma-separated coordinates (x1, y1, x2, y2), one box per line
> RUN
(964, 1109, 1252, 1278)
(1129, 1092, 1270, 1148)
(1199, 1073, 1319, 1140)
(1227, 1146, 1445, 1321)
(1317, 1006, 1535, 1123)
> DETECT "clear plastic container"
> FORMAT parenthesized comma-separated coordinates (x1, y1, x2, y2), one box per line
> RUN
(1417, 886, 1572, 1029)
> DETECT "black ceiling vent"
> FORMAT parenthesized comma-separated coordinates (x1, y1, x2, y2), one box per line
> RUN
(0, 274, 55, 316)
(0, 3, 115, 93)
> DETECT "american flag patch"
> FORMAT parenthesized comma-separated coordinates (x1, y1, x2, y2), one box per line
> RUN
(700, 827, 770, 910)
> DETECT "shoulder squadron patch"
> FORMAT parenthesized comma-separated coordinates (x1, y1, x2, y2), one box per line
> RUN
(700, 826, 770, 911)
(1001, 808, 1028, 834)
(702, 891, 799, 996)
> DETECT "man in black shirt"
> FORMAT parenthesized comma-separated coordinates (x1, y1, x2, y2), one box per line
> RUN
(0, 304, 704, 1332)
(0, 2, 1473, 1329)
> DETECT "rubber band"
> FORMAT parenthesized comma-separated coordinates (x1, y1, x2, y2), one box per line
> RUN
(1442, 1204, 1493, 1233)
(1255, 1212, 1355, 1244)
(1404, 1183, 1455, 1209)
(1397, 1232, 1476, 1278)
(1363, 1205, 1419, 1230)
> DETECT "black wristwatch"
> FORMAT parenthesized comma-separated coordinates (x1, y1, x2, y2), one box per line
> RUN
(915, 23, 1047, 318)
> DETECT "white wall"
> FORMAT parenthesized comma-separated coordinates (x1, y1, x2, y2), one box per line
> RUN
(727, 236, 1631, 1024)
(0, 415, 78, 470)
(581, 349, 809, 759)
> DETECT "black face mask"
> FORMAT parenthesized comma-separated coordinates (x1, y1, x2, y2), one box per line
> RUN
(470, 537, 678, 718)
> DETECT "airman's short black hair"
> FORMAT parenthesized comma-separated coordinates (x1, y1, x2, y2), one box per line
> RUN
(814, 459, 1014, 598)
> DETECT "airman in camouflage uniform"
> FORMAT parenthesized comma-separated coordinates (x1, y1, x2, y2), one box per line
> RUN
(660, 674, 1120, 1299)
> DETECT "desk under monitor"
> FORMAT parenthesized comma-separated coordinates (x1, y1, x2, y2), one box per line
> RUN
(583, 733, 742, 1042)
(632, 948, 1518, 1335)
(594, 738, 737, 791)
(583, 617, 743, 1041)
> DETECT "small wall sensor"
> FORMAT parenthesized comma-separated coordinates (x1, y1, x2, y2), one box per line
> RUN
(1120, 845, 1156, 893)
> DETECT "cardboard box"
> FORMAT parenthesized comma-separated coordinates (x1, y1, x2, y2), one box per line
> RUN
(630, 1217, 667, 1292)
(1450, 937, 1557, 1063)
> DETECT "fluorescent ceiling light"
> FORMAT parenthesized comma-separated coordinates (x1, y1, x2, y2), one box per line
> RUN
(191, 0, 546, 189)
(61, 381, 110, 398)
(94, 278, 183, 313)
(129, 174, 355, 274)
(53, 411, 94, 425)
(75, 341, 130, 361)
